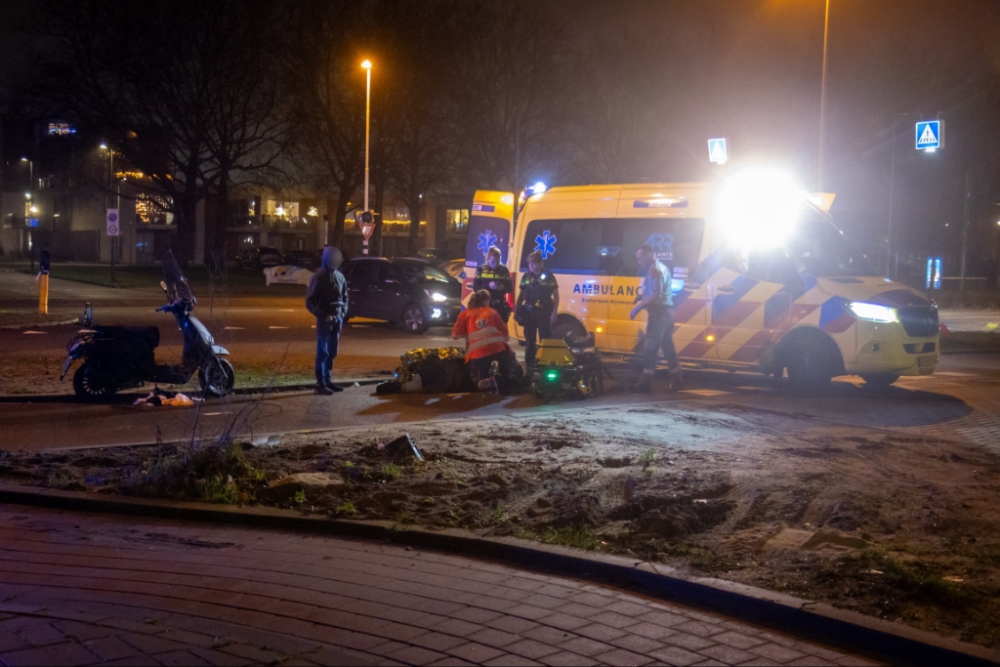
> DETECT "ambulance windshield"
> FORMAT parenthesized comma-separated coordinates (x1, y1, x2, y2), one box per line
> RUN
(787, 208, 875, 277)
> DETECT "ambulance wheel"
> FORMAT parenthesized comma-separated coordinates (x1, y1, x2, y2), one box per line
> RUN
(401, 303, 428, 334)
(785, 337, 834, 390)
(553, 319, 586, 342)
(861, 373, 899, 389)
(73, 364, 117, 401)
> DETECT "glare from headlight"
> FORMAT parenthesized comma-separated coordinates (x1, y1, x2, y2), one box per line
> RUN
(713, 167, 806, 250)
(849, 301, 897, 323)
(429, 292, 448, 302)
(431, 308, 443, 319)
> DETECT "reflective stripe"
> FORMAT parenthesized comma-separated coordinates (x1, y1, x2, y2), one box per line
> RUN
(468, 325, 508, 353)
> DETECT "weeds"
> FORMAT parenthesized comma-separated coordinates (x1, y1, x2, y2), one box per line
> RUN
(380, 463, 402, 481)
(639, 449, 655, 472)
(337, 502, 357, 516)
(542, 525, 601, 551)
(293, 489, 307, 505)
(203, 476, 238, 504)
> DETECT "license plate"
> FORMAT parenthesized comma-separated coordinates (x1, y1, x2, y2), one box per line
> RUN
(917, 355, 936, 368)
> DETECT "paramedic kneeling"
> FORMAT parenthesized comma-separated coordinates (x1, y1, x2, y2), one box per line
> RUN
(452, 290, 520, 394)
(517, 251, 559, 368)
(630, 244, 682, 392)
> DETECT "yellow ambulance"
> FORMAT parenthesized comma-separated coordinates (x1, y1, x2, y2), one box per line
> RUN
(462, 169, 939, 388)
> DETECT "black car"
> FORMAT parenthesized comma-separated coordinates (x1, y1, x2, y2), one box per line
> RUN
(284, 249, 317, 269)
(236, 246, 283, 269)
(340, 257, 462, 334)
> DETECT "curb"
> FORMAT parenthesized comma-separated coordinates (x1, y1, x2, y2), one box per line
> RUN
(0, 483, 996, 667)
(0, 318, 78, 330)
(0, 376, 389, 404)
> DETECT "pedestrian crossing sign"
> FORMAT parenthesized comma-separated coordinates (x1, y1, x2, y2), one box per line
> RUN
(708, 138, 728, 164)
(915, 120, 943, 151)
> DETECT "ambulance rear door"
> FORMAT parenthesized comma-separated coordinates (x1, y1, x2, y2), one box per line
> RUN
(463, 191, 515, 304)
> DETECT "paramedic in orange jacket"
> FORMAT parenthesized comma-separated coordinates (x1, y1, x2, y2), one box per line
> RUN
(451, 290, 520, 394)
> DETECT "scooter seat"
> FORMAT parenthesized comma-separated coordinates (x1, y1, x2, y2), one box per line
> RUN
(93, 325, 160, 349)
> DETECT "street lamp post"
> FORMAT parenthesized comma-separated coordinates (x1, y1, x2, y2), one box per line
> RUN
(20, 157, 34, 265)
(816, 0, 830, 191)
(362, 60, 372, 214)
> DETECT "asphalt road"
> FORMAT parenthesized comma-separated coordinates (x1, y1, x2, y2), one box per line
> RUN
(3, 272, 1000, 456)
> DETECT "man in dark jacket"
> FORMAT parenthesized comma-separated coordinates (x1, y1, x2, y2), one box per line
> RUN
(306, 246, 349, 394)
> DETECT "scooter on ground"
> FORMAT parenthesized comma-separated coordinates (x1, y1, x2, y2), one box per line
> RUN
(61, 251, 235, 401)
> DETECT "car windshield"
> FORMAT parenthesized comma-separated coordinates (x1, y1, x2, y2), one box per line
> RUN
(394, 261, 453, 284)
(786, 207, 876, 277)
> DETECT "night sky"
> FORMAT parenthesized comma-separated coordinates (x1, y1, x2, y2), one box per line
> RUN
(2, 0, 999, 267)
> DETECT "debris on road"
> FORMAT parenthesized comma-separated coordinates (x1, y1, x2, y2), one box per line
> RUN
(132, 389, 201, 407)
(382, 434, 423, 461)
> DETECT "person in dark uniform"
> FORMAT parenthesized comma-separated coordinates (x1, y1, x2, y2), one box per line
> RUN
(516, 250, 559, 367)
(472, 246, 513, 322)
(305, 246, 349, 395)
(630, 244, 682, 391)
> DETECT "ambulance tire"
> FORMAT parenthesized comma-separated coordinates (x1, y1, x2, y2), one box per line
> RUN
(784, 335, 836, 390)
(861, 373, 899, 389)
(553, 319, 586, 343)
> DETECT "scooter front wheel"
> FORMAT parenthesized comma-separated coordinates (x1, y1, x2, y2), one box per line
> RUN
(199, 358, 235, 397)
(73, 364, 117, 401)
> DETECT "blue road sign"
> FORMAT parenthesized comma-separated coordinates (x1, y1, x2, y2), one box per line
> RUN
(27, 218, 38, 228)
(915, 120, 943, 151)
(708, 138, 728, 164)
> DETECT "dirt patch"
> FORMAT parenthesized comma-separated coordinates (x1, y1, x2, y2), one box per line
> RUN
(3, 405, 1000, 648)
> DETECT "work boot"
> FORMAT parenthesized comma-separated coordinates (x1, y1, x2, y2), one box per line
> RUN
(477, 377, 499, 393)
(314, 384, 334, 395)
(669, 368, 684, 391)
(325, 381, 344, 392)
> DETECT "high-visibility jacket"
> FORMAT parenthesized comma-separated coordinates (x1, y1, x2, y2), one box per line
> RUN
(451, 307, 510, 361)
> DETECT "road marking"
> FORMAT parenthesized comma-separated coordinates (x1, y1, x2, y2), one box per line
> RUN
(934, 371, 976, 377)
(224, 327, 245, 330)
(269, 326, 290, 329)
(22, 330, 47, 335)
(680, 389, 733, 397)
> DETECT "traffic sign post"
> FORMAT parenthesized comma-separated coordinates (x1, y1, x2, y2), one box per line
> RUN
(708, 138, 728, 165)
(106, 208, 119, 282)
(357, 210, 376, 255)
(915, 120, 944, 151)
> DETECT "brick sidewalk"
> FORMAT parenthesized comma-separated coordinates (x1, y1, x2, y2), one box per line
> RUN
(0, 505, 877, 666)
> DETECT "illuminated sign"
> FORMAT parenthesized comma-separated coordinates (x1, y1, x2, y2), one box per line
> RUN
(47, 123, 76, 136)
(708, 137, 728, 164)
(915, 121, 943, 151)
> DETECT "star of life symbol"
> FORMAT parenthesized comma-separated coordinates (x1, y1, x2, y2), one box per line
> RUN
(534, 230, 557, 259)
(478, 230, 497, 257)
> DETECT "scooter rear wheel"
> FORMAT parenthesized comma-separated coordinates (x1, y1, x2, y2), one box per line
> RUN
(73, 364, 117, 401)
(199, 358, 235, 397)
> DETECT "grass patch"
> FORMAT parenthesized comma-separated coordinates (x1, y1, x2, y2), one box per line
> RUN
(336, 502, 357, 516)
(380, 463, 402, 481)
(639, 449, 655, 472)
(541, 525, 601, 551)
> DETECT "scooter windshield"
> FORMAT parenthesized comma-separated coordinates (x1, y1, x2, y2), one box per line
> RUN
(161, 250, 196, 304)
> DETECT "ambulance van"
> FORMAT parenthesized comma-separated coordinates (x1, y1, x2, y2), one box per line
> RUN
(462, 171, 939, 388)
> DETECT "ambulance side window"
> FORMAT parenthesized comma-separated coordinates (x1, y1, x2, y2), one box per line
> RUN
(733, 247, 804, 289)
(619, 218, 704, 277)
(520, 219, 606, 274)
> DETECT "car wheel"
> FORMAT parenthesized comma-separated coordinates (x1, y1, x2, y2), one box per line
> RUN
(861, 373, 899, 389)
(199, 358, 235, 397)
(785, 337, 835, 390)
(73, 364, 117, 401)
(401, 303, 429, 334)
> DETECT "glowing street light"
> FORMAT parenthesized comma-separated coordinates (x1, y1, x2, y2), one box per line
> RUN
(362, 59, 372, 215)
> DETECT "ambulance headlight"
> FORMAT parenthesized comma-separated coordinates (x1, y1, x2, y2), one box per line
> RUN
(714, 167, 806, 250)
(431, 308, 443, 319)
(426, 291, 448, 302)
(849, 301, 897, 323)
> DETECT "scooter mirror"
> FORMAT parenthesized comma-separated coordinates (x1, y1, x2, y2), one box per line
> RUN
(160, 280, 168, 293)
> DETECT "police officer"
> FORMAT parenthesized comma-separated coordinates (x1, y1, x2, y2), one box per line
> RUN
(472, 246, 513, 322)
(517, 250, 559, 367)
(630, 244, 682, 391)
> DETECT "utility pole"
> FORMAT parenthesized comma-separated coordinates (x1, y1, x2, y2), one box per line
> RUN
(959, 168, 971, 292)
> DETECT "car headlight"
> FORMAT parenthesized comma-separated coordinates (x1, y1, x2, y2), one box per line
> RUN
(849, 301, 897, 323)
(426, 291, 448, 302)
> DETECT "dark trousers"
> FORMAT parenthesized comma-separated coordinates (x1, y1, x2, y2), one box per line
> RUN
(315, 316, 342, 384)
(467, 350, 521, 394)
(642, 306, 679, 373)
(524, 308, 552, 367)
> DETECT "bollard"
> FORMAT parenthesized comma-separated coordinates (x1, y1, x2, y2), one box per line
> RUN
(37, 250, 51, 315)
